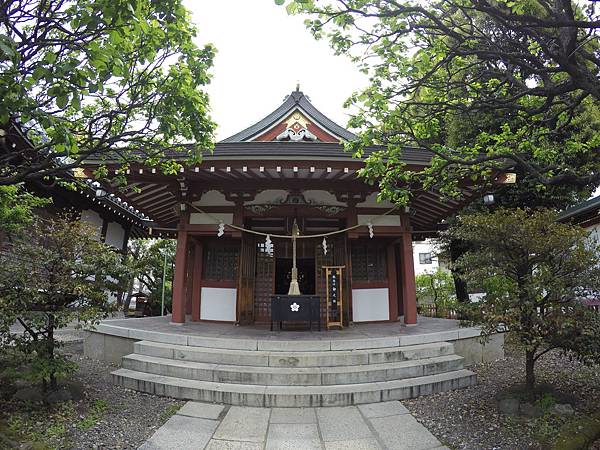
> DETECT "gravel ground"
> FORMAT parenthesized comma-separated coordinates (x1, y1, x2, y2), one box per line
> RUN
(62, 342, 184, 450)
(405, 344, 600, 450)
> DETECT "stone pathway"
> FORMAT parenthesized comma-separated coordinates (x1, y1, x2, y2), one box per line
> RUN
(139, 401, 449, 450)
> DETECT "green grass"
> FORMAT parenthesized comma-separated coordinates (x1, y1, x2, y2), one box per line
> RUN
(76, 398, 111, 430)
(160, 403, 181, 422)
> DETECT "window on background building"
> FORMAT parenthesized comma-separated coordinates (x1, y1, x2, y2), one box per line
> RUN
(351, 241, 387, 282)
(203, 243, 239, 280)
(419, 252, 433, 264)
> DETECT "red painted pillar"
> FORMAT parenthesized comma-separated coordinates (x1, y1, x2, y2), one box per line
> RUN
(386, 243, 399, 322)
(185, 244, 194, 315)
(191, 241, 203, 322)
(172, 230, 189, 324)
(401, 231, 418, 325)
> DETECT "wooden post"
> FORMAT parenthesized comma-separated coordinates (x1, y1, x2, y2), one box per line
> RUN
(191, 240, 203, 321)
(386, 243, 399, 322)
(172, 229, 189, 324)
(401, 231, 418, 325)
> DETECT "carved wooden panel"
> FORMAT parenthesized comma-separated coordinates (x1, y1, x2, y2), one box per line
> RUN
(254, 241, 274, 323)
(237, 235, 256, 325)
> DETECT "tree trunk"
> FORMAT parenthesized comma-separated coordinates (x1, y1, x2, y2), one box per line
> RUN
(449, 239, 470, 302)
(47, 313, 57, 391)
(525, 350, 535, 392)
(123, 277, 135, 313)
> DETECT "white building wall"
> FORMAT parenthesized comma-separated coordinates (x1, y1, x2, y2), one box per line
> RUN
(200, 287, 237, 321)
(412, 239, 442, 276)
(587, 223, 600, 243)
(352, 288, 389, 322)
(105, 222, 126, 249)
(80, 209, 103, 240)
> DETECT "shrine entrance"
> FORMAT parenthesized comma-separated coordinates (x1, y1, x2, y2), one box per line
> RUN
(250, 229, 349, 325)
(274, 258, 316, 295)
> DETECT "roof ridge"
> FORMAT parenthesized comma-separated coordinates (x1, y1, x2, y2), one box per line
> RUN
(219, 88, 356, 143)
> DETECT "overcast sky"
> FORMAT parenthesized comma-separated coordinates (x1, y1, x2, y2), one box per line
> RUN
(182, 0, 367, 141)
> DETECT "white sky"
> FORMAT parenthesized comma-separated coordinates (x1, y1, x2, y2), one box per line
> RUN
(183, 0, 367, 141)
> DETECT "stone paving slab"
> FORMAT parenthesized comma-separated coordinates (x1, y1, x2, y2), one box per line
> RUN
(358, 401, 410, 418)
(370, 414, 442, 450)
(212, 406, 270, 443)
(316, 406, 373, 441)
(177, 401, 225, 419)
(138, 415, 218, 450)
(324, 438, 382, 449)
(138, 400, 447, 450)
(265, 423, 321, 450)
(269, 407, 317, 423)
(205, 440, 263, 450)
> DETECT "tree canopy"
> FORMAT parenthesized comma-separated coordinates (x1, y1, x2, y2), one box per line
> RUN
(283, 0, 600, 205)
(0, 214, 128, 390)
(0, 0, 215, 185)
(443, 208, 600, 390)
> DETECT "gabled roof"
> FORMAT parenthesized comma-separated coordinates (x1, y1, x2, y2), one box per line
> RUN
(220, 87, 357, 143)
(559, 195, 600, 225)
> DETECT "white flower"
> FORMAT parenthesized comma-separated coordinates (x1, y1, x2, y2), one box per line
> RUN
(290, 302, 300, 312)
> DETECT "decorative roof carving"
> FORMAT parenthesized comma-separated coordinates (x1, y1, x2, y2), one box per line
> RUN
(219, 88, 356, 143)
(275, 112, 318, 142)
(246, 192, 346, 216)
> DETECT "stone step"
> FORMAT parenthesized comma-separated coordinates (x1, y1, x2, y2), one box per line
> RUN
(133, 340, 455, 368)
(112, 367, 477, 407)
(121, 353, 465, 386)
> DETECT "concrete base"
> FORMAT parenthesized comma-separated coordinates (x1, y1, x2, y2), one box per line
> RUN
(451, 333, 504, 366)
(83, 331, 137, 364)
(84, 327, 504, 367)
(82, 316, 502, 407)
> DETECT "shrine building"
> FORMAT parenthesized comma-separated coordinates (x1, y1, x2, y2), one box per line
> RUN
(85, 87, 474, 328)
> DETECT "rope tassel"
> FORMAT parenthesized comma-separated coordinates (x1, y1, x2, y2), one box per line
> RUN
(265, 235, 273, 256)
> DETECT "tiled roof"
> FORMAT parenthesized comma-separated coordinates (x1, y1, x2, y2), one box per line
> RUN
(219, 89, 358, 143)
(559, 195, 600, 221)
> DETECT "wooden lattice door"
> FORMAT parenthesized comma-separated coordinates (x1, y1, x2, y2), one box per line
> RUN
(237, 234, 256, 325)
(254, 241, 275, 323)
(315, 235, 349, 323)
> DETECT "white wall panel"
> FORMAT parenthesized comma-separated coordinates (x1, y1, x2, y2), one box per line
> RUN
(357, 193, 394, 208)
(105, 222, 125, 249)
(190, 212, 233, 225)
(357, 214, 401, 226)
(352, 288, 390, 322)
(80, 209, 103, 240)
(200, 287, 237, 321)
(193, 190, 234, 206)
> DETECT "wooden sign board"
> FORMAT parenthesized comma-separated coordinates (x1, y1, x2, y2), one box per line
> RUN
(323, 266, 345, 329)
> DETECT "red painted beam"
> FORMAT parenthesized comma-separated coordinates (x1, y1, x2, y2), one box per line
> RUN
(172, 230, 189, 324)
(401, 232, 418, 325)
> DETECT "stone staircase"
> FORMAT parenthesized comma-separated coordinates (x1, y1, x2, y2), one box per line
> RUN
(111, 339, 476, 407)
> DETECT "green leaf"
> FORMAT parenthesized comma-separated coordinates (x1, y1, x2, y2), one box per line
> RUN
(56, 94, 69, 109)
(44, 52, 57, 64)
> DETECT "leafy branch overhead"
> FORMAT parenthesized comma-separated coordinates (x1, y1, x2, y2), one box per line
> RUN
(283, 0, 600, 204)
(0, 0, 216, 185)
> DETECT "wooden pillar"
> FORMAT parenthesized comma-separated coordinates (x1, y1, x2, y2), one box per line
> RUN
(172, 229, 189, 324)
(386, 242, 399, 322)
(401, 231, 418, 325)
(185, 244, 194, 315)
(191, 240, 203, 322)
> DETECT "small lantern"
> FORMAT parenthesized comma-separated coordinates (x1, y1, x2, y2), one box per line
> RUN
(483, 194, 495, 206)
